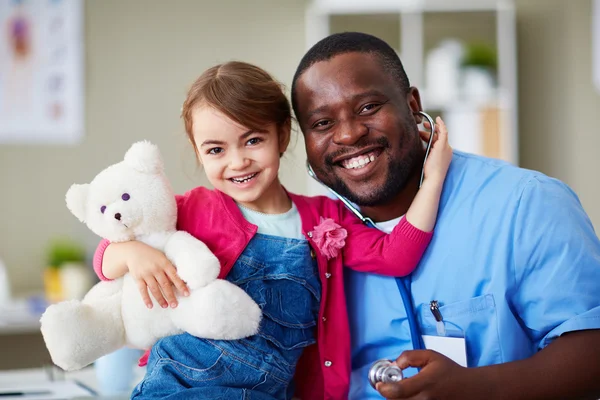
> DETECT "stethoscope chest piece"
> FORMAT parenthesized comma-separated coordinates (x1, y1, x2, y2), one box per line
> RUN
(368, 359, 404, 388)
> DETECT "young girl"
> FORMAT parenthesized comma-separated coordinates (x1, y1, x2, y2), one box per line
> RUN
(93, 61, 452, 399)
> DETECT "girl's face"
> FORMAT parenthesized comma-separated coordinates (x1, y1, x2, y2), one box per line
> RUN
(192, 106, 290, 211)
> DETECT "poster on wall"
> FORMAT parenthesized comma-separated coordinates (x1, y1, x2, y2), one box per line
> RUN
(594, 0, 600, 94)
(0, 0, 84, 144)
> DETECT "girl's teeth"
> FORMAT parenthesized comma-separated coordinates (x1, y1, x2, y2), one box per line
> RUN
(232, 173, 256, 183)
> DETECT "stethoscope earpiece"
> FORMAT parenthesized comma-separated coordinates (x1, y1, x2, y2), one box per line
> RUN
(416, 111, 436, 188)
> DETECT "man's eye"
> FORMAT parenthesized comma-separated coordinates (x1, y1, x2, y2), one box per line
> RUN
(208, 147, 223, 155)
(247, 137, 262, 146)
(360, 103, 381, 114)
(313, 120, 331, 129)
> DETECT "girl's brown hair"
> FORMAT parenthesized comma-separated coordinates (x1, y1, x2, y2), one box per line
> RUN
(181, 61, 292, 155)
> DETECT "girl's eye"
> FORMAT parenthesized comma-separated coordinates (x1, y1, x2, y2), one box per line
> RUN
(100, 206, 106, 214)
(247, 137, 262, 146)
(208, 147, 223, 155)
(122, 193, 130, 201)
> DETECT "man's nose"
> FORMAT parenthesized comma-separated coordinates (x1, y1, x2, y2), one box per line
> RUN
(332, 118, 369, 146)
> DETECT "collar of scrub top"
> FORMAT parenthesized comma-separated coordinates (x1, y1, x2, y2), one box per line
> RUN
(306, 111, 436, 231)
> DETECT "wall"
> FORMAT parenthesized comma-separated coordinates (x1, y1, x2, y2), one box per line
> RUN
(329, 0, 600, 231)
(568, 0, 600, 227)
(1, 0, 599, 295)
(517, 0, 600, 228)
(0, 0, 308, 294)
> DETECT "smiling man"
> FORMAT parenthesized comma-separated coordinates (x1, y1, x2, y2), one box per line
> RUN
(291, 32, 600, 400)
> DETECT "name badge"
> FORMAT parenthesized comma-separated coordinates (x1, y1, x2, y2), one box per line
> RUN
(422, 335, 467, 367)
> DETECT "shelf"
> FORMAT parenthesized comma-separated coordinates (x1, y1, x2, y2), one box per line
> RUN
(420, 88, 512, 111)
(0, 297, 44, 336)
(308, 0, 508, 14)
(304, 0, 518, 172)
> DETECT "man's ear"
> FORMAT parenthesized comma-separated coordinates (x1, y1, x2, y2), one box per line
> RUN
(278, 118, 292, 156)
(406, 87, 424, 124)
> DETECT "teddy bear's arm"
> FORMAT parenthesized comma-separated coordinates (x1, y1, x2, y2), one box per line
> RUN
(164, 231, 220, 290)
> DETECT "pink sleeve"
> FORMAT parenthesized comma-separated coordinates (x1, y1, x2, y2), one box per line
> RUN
(339, 204, 433, 277)
(93, 239, 112, 281)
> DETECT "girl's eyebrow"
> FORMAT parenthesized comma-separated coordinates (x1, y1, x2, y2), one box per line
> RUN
(200, 129, 264, 147)
(200, 139, 225, 147)
(239, 129, 256, 140)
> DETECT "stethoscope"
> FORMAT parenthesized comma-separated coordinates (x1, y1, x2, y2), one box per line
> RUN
(306, 111, 436, 352)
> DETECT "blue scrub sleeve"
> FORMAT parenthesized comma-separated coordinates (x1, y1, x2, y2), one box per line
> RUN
(512, 175, 600, 349)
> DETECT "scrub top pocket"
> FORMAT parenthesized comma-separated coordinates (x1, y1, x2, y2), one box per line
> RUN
(418, 294, 503, 366)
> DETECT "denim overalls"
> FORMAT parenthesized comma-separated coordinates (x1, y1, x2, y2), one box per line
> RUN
(131, 233, 321, 399)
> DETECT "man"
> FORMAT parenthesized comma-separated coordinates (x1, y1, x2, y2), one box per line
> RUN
(291, 32, 600, 400)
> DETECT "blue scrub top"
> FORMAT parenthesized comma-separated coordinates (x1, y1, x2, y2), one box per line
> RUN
(345, 151, 600, 399)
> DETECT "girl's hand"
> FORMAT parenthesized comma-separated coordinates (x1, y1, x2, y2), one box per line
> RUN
(124, 241, 190, 309)
(420, 116, 452, 185)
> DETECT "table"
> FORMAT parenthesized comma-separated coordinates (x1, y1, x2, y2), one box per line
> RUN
(0, 364, 145, 399)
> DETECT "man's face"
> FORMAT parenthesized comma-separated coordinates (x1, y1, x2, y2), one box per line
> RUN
(295, 52, 423, 206)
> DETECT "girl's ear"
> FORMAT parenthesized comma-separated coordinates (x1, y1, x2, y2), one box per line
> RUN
(278, 118, 292, 156)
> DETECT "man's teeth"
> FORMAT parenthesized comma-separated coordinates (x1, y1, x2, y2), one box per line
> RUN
(342, 153, 377, 169)
(231, 173, 257, 183)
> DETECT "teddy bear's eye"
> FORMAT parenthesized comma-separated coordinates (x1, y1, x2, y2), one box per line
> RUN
(122, 193, 130, 201)
(100, 206, 106, 214)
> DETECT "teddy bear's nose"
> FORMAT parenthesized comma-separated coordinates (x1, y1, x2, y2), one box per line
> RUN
(114, 213, 122, 221)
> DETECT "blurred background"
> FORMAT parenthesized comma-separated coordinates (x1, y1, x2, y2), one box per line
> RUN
(0, 0, 598, 380)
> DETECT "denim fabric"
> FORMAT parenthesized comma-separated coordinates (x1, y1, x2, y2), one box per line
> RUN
(131, 233, 321, 399)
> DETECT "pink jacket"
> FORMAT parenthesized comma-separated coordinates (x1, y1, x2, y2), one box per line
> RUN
(93, 187, 432, 399)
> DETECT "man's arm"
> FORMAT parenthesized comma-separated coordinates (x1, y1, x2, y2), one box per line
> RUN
(381, 175, 600, 399)
(378, 330, 600, 400)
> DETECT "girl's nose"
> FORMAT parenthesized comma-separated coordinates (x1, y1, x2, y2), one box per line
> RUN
(228, 151, 251, 170)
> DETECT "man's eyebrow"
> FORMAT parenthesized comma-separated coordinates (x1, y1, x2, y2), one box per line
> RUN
(306, 106, 328, 120)
(305, 90, 387, 120)
(351, 89, 386, 101)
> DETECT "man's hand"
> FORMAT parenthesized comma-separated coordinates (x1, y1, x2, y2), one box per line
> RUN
(377, 331, 600, 400)
(376, 350, 481, 400)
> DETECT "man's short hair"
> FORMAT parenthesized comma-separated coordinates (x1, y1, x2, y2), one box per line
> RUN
(291, 32, 411, 116)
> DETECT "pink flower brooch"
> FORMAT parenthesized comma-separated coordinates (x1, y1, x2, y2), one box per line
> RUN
(311, 217, 347, 260)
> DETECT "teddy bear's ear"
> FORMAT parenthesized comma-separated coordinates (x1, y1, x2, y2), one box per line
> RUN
(65, 184, 90, 223)
(123, 141, 164, 174)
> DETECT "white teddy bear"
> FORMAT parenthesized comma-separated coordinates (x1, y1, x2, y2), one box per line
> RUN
(40, 141, 262, 371)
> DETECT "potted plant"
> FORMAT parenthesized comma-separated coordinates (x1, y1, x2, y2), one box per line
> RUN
(44, 238, 92, 302)
(461, 42, 497, 103)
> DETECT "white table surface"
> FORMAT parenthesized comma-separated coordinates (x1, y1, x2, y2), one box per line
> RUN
(0, 365, 145, 399)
